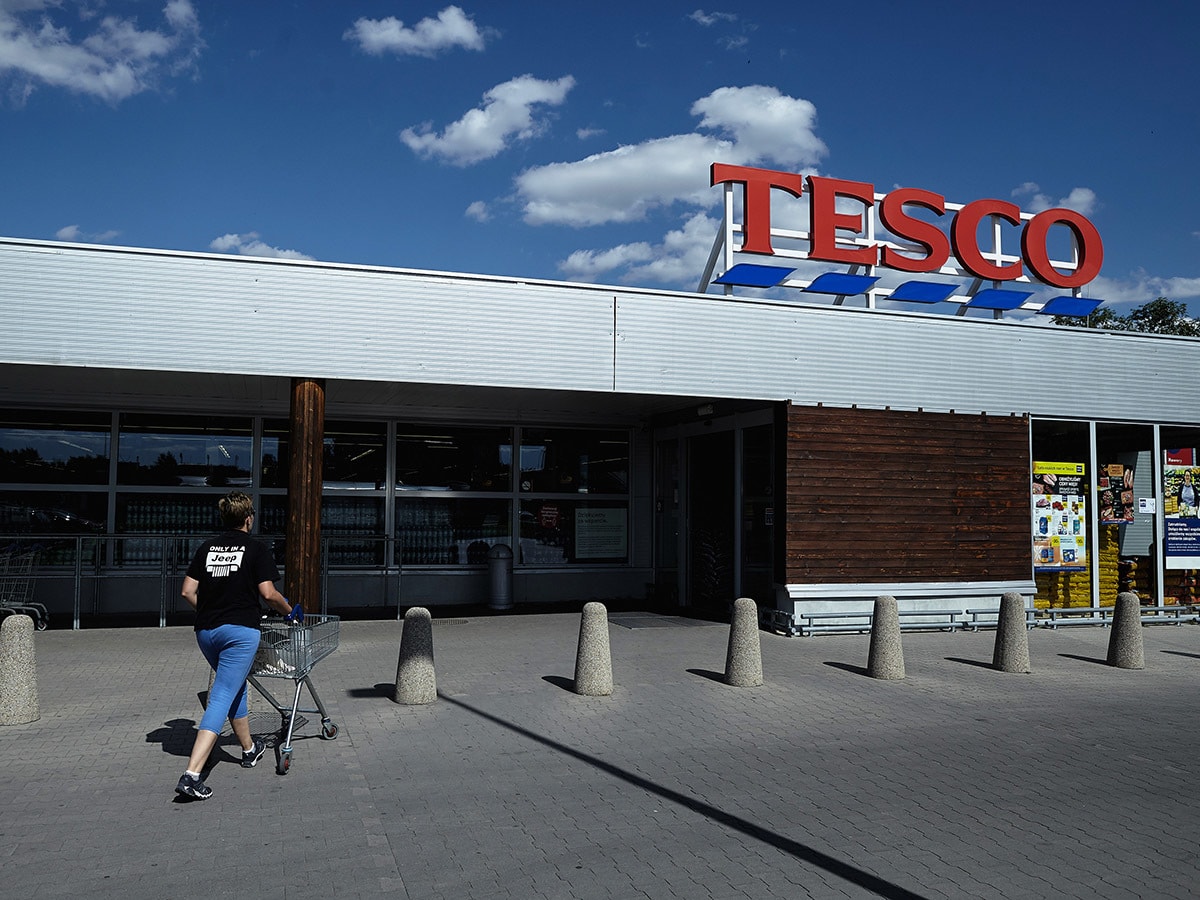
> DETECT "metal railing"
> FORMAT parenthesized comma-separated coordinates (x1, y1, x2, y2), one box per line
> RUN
(0, 533, 404, 629)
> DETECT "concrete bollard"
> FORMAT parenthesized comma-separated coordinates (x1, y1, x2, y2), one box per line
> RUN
(395, 607, 437, 704)
(573, 601, 613, 696)
(867, 595, 905, 680)
(992, 591, 1032, 673)
(1107, 591, 1145, 670)
(724, 597, 763, 687)
(0, 614, 40, 725)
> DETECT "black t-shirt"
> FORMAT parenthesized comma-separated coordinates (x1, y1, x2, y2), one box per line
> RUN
(186, 530, 281, 631)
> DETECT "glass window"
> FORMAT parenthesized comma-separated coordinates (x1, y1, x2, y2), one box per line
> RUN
(396, 425, 512, 492)
(118, 414, 252, 487)
(0, 489, 107, 534)
(0, 489, 106, 566)
(258, 495, 386, 567)
(0, 409, 111, 485)
(519, 499, 628, 565)
(396, 498, 511, 565)
(1031, 420, 1091, 610)
(516, 428, 629, 495)
(262, 419, 385, 489)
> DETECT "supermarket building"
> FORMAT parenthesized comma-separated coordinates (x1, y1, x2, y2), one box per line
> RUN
(2, 164, 1199, 629)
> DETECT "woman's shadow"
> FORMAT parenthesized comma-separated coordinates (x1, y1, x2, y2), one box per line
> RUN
(145, 717, 199, 757)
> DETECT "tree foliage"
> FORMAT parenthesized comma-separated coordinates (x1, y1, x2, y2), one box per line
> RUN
(1053, 297, 1200, 336)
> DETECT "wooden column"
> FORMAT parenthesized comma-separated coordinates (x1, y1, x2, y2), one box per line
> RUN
(286, 378, 325, 613)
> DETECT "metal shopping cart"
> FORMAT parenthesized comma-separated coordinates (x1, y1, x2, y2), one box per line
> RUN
(248, 614, 340, 775)
(0, 548, 48, 630)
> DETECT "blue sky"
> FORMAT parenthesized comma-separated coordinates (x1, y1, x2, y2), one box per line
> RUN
(2, 1, 1199, 316)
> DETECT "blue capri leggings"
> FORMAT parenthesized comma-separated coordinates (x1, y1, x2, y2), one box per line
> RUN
(196, 624, 261, 734)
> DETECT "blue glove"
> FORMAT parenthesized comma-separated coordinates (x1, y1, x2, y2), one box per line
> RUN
(285, 603, 304, 624)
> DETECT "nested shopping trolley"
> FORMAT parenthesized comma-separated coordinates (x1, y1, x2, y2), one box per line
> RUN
(248, 614, 340, 775)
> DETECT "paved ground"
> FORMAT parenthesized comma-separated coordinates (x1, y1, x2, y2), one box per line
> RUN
(1, 610, 1198, 899)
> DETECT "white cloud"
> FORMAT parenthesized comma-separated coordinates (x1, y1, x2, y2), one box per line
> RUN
(465, 200, 490, 222)
(689, 10, 737, 26)
(55, 224, 119, 242)
(516, 85, 825, 227)
(1088, 271, 1200, 311)
(0, 0, 203, 104)
(558, 242, 655, 281)
(1012, 182, 1098, 216)
(401, 73, 575, 166)
(344, 6, 489, 57)
(209, 232, 313, 261)
(558, 213, 722, 288)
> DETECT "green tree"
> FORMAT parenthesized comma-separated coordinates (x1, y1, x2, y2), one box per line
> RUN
(1053, 296, 1200, 336)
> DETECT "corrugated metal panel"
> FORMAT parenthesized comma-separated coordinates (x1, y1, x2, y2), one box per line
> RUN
(615, 294, 1200, 423)
(3, 239, 1199, 426)
(0, 242, 615, 393)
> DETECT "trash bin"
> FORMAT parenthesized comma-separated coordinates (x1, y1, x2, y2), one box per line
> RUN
(487, 544, 513, 611)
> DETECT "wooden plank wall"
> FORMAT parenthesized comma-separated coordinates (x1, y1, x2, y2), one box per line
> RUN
(785, 404, 1031, 584)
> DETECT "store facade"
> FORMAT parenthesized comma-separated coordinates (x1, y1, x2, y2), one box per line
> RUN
(1, 177, 1198, 628)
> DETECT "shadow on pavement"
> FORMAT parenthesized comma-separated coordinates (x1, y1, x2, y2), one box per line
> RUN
(1058, 653, 1108, 666)
(944, 657, 997, 670)
(822, 660, 869, 677)
(441, 692, 930, 900)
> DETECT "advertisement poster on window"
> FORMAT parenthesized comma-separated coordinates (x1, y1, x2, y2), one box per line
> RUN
(574, 507, 626, 559)
(1032, 461, 1087, 570)
(1098, 460, 1136, 524)
(1163, 448, 1200, 569)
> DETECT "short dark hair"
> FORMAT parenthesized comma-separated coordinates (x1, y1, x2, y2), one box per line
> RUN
(218, 491, 255, 528)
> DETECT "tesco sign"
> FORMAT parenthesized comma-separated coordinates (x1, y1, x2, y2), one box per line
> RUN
(711, 163, 1103, 289)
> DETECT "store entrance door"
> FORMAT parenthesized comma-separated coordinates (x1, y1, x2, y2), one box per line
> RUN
(654, 406, 777, 616)
(686, 430, 735, 616)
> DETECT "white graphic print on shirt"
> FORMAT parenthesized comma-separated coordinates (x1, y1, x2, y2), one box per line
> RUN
(205, 547, 245, 578)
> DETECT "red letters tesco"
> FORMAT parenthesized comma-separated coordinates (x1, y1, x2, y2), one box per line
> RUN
(710, 163, 1103, 290)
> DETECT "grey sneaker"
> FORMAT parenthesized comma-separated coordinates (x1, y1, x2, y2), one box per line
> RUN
(241, 737, 266, 768)
(175, 773, 212, 800)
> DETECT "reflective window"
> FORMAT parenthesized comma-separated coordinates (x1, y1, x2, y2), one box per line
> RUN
(118, 414, 252, 487)
(262, 419, 385, 489)
(0, 410, 111, 485)
(258, 495, 386, 566)
(396, 425, 512, 492)
(396, 498, 511, 565)
(517, 428, 629, 495)
(519, 500, 628, 565)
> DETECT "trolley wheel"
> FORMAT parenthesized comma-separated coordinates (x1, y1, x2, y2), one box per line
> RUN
(35, 618, 48, 631)
(321, 721, 339, 741)
(277, 750, 291, 776)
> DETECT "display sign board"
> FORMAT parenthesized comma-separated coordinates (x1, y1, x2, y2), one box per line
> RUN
(1098, 460, 1136, 524)
(574, 507, 626, 559)
(1164, 448, 1200, 569)
(1032, 461, 1088, 570)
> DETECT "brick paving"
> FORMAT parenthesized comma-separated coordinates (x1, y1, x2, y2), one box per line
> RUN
(1, 611, 1198, 898)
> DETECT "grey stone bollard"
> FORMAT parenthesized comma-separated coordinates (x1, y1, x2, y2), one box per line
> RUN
(1107, 591, 1145, 670)
(0, 614, 40, 725)
(573, 601, 613, 696)
(395, 607, 437, 704)
(725, 597, 763, 687)
(992, 591, 1032, 673)
(867, 595, 905, 680)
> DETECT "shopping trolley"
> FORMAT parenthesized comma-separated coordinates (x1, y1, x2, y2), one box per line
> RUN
(0, 548, 48, 630)
(248, 613, 340, 775)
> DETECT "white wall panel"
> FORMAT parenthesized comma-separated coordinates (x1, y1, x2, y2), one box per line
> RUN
(3, 239, 1200, 427)
(0, 242, 616, 393)
(614, 294, 1200, 423)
